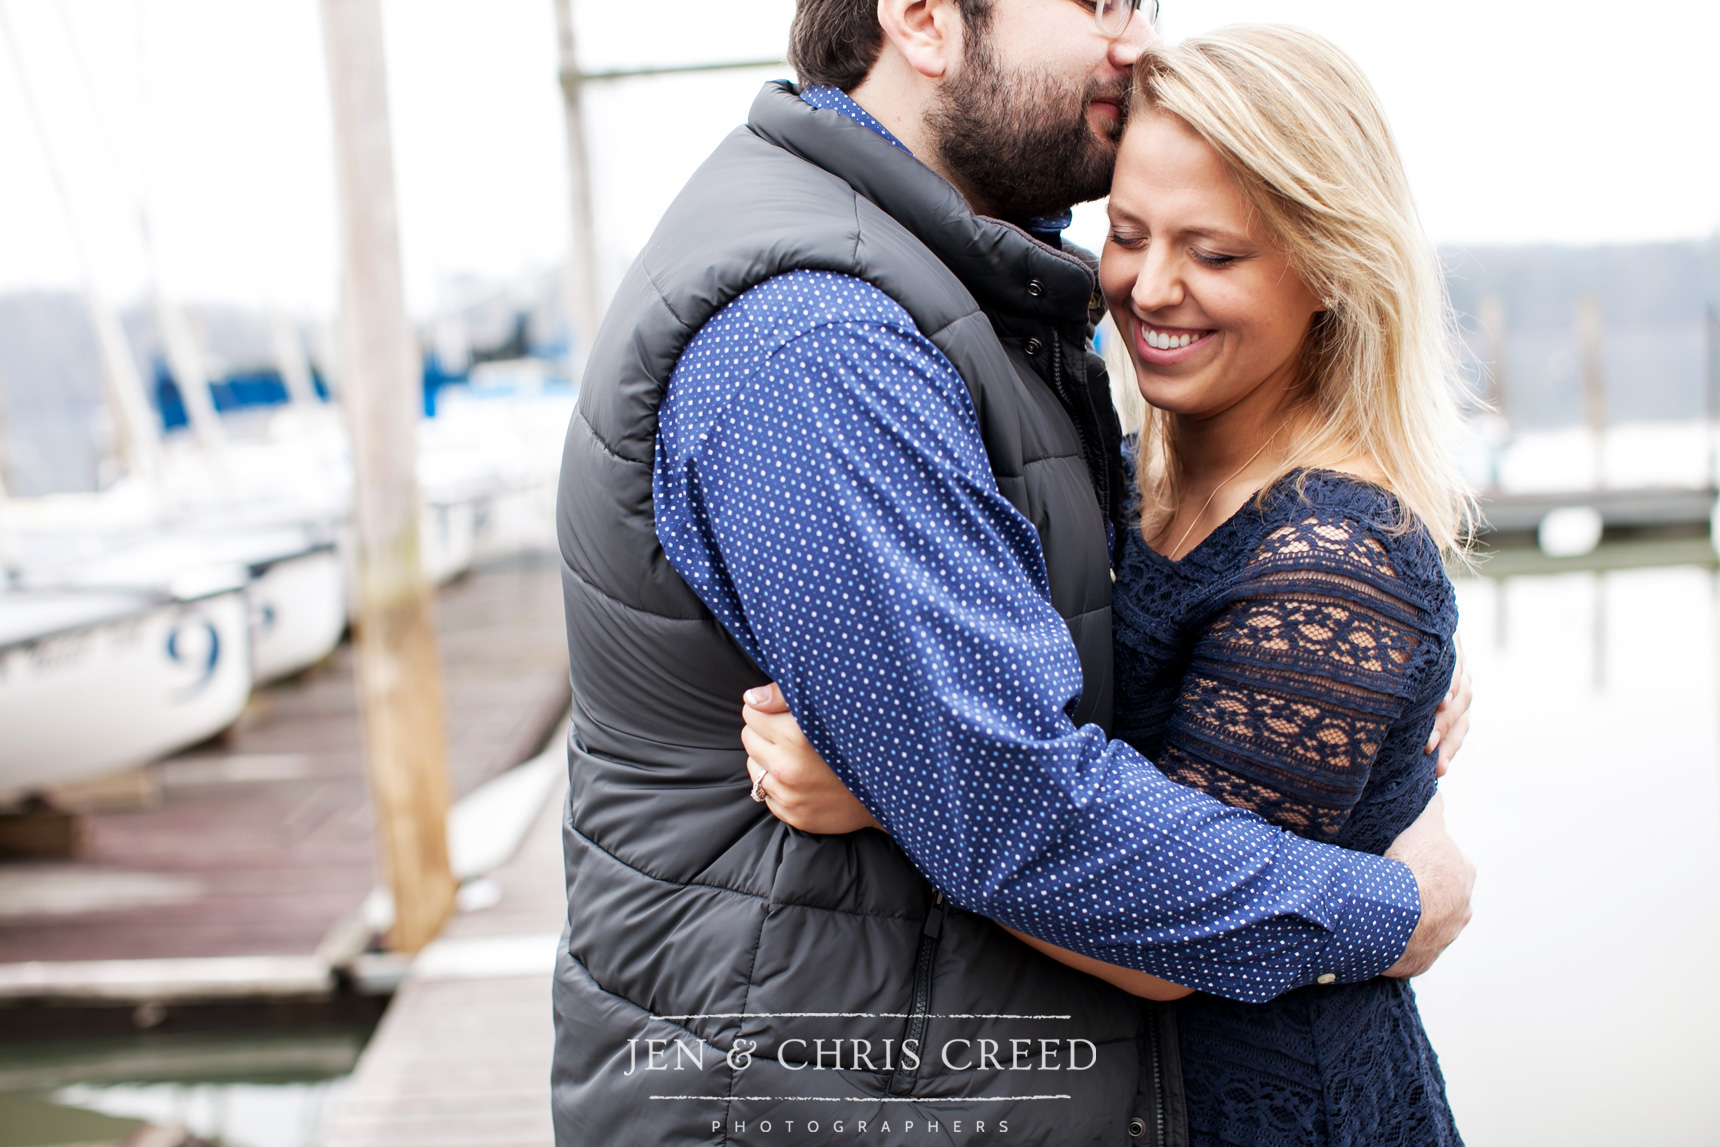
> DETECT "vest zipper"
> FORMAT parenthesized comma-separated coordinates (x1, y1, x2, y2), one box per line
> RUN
(1045, 326, 1074, 407)
(1045, 329, 1111, 521)
(1148, 1003, 1185, 1147)
(1151, 1026, 1166, 1147)
(888, 892, 946, 1095)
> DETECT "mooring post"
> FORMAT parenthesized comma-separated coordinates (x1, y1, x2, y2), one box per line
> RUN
(553, 0, 602, 377)
(320, 0, 456, 953)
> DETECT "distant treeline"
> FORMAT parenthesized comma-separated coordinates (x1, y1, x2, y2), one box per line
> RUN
(1444, 239, 1718, 430)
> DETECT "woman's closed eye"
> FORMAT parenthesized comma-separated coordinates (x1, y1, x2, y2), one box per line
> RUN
(1108, 230, 1149, 250)
(1190, 248, 1244, 267)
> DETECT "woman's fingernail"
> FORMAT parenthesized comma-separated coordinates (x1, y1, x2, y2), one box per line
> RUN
(744, 687, 768, 706)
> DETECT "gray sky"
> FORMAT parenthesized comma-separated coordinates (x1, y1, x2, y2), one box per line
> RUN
(0, 0, 1714, 317)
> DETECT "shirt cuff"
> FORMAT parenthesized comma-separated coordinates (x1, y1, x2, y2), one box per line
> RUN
(1311, 853, 1421, 985)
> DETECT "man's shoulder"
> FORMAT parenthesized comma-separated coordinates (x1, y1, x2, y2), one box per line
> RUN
(677, 270, 920, 372)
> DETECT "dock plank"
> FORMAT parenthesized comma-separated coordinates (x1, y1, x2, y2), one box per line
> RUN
(0, 557, 568, 970)
(322, 765, 566, 1147)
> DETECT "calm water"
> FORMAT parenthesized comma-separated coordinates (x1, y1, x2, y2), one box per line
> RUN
(0, 1026, 370, 1147)
(1418, 553, 1720, 1145)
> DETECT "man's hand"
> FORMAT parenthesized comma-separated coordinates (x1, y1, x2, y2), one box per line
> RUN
(1424, 633, 1472, 777)
(1383, 792, 1476, 978)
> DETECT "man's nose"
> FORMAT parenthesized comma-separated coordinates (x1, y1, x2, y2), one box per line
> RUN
(1109, 12, 1159, 69)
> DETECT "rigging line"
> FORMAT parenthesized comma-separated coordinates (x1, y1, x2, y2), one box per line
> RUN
(0, 1, 100, 282)
(54, 0, 137, 209)
(134, 0, 151, 199)
(53, 0, 227, 446)
(53, 0, 173, 290)
(133, 0, 275, 315)
(0, 0, 161, 478)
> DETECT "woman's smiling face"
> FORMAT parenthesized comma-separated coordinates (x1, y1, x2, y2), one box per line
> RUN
(1100, 109, 1324, 423)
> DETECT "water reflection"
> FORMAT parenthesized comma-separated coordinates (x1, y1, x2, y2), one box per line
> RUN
(1419, 546, 1720, 1146)
(0, 1027, 368, 1147)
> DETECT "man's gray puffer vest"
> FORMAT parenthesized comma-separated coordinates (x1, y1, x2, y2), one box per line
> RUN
(553, 83, 1187, 1147)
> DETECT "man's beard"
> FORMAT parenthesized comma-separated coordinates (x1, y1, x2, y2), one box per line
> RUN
(927, 29, 1126, 221)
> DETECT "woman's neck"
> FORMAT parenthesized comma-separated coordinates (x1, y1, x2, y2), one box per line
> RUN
(1170, 368, 1309, 491)
(1172, 405, 1292, 491)
(1149, 381, 1309, 560)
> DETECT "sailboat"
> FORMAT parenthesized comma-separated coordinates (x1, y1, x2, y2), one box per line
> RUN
(0, 573, 252, 800)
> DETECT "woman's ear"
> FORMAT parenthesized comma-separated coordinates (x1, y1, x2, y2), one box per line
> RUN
(876, 0, 966, 81)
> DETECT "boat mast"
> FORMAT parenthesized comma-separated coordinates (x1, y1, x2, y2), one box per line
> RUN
(0, 367, 14, 582)
(1478, 293, 1511, 492)
(270, 313, 323, 408)
(550, 0, 783, 378)
(552, 0, 601, 377)
(1578, 293, 1606, 490)
(51, 0, 225, 451)
(0, 363, 12, 497)
(148, 281, 225, 448)
(1706, 232, 1719, 491)
(0, 5, 161, 487)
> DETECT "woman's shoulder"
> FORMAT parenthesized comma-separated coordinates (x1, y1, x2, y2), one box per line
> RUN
(1240, 469, 1453, 613)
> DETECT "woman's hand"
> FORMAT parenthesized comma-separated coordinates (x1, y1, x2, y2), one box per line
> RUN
(1425, 632, 1472, 777)
(741, 684, 881, 835)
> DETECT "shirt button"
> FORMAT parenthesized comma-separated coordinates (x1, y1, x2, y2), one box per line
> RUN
(1317, 973, 1337, 985)
(1128, 1118, 1147, 1138)
(1027, 278, 1045, 297)
(1024, 337, 1043, 356)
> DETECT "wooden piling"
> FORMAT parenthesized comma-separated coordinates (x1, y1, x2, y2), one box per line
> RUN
(320, 0, 456, 954)
(553, 0, 603, 374)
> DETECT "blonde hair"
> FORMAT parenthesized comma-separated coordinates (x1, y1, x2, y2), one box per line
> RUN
(1126, 25, 1476, 554)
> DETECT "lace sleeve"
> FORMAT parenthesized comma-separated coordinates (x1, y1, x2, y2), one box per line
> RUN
(1157, 515, 1445, 840)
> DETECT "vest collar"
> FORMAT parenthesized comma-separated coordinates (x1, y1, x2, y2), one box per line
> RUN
(747, 82, 1096, 325)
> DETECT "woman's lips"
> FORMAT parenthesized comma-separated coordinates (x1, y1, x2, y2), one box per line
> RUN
(1133, 319, 1215, 364)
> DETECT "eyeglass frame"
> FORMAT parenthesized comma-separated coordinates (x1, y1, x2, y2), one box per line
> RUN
(1088, 0, 1160, 39)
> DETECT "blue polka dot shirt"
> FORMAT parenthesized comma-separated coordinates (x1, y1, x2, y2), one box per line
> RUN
(651, 99, 1421, 1004)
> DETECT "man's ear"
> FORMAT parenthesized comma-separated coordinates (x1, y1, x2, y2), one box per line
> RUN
(876, 0, 965, 80)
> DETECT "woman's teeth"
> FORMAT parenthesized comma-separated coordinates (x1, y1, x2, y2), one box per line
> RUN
(1145, 328, 1197, 351)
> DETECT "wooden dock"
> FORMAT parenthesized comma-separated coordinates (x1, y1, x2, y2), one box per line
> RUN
(1478, 485, 1717, 538)
(0, 555, 568, 1012)
(321, 760, 564, 1147)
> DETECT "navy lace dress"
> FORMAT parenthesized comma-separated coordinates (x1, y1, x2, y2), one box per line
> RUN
(1113, 470, 1463, 1146)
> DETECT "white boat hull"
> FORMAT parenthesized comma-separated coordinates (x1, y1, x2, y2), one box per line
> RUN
(247, 546, 347, 683)
(10, 525, 349, 689)
(0, 589, 253, 798)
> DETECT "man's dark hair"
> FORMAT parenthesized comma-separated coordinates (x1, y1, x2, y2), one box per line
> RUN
(788, 0, 993, 91)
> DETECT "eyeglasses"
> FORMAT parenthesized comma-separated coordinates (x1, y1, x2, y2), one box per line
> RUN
(1089, 0, 1159, 39)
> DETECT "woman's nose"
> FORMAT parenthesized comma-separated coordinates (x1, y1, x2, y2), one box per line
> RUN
(1132, 250, 1184, 313)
